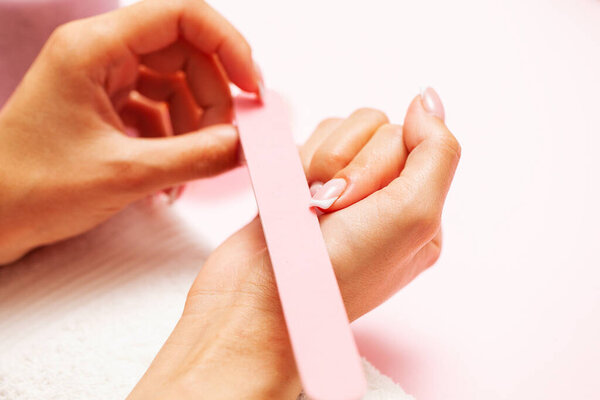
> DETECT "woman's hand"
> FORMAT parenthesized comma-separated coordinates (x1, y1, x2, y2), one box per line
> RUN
(129, 88, 461, 399)
(0, 0, 262, 264)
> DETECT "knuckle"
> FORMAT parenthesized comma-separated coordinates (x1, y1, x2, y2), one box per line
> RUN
(439, 133, 462, 161)
(170, 0, 188, 15)
(429, 242, 442, 266)
(310, 147, 348, 178)
(352, 107, 389, 124)
(316, 117, 342, 131)
(46, 22, 80, 62)
(46, 19, 111, 70)
(327, 150, 350, 167)
(99, 137, 160, 193)
(376, 123, 403, 137)
(411, 202, 441, 241)
(82, 21, 113, 50)
(392, 181, 441, 241)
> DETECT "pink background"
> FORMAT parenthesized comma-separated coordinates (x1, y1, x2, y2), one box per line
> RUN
(153, 0, 599, 398)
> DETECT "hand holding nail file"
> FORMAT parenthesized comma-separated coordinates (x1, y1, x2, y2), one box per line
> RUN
(234, 90, 366, 400)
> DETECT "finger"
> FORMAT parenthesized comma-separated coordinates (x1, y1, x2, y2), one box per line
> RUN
(354, 88, 461, 247)
(186, 52, 233, 127)
(140, 42, 233, 128)
(308, 108, 388, 183)
(119, 91, 173, 138)
(109, 124, 240, 194)
(312, 124, 407, 211)
(299, 118, 343, 174)
(136, 67, 201, 135)
(318, 91, 459, 318)
(56, 0, 258, 95)
(118, 87, 187, 200)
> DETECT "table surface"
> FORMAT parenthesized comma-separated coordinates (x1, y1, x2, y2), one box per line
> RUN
(135, 0, 600, 398)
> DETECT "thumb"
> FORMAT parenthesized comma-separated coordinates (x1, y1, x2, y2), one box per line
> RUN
(334, 87, 461, 260)
(118, 123, 240, 193)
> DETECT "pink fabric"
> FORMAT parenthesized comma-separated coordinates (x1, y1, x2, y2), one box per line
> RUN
(234, 91, 366, 400)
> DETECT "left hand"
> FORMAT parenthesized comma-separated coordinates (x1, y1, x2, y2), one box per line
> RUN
(0, 0, 262, 264)
(128, 90, 461, 399)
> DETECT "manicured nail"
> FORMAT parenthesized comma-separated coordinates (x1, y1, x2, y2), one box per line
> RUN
(254, 61, 265, 102)
(309, 178, 346, 210)
(420, 87, 445, 121)
(309, 181, 324, 197)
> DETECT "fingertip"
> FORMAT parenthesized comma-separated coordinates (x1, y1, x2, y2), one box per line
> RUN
(217, 35, 260, 95)
(420, 87, 445, 121)
(309, 178, 347, 211)
(403, 89, 455, 153)
(134, 123, 240, 190)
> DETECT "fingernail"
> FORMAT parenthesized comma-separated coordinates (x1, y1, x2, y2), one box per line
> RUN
(254, 61, 265, 102)
(309, 181, 324, 196)
(420, 87, 445, 121)
(309, 178, 346, 210)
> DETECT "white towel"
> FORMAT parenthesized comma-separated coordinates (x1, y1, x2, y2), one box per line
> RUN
(0, 200, 413, 400)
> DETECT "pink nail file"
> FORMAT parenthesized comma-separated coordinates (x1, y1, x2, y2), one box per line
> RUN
(234, 90, 366, 400)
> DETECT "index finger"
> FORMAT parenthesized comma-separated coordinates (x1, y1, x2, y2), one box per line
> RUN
(60, 0, 258, 94)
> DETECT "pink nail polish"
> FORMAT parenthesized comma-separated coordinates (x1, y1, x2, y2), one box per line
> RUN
(420, 87, 445, 121)
(309, 178, 346, 210)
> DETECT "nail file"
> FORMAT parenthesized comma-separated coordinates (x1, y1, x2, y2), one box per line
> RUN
(234, 90, 366, 400)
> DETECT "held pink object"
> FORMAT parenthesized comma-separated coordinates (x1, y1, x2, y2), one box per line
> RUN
(0, 0, 118, 107)
(235, 91, 366, 400)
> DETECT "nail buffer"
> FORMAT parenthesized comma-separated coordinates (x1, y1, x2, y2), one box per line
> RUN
(234, 90, 366, 400)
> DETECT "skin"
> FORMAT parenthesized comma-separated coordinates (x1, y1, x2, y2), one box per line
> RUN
(0, 0, 259, 264)
(0, 0, 461, 398)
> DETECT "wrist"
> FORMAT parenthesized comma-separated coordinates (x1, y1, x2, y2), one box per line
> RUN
(129, 250, 301, 400)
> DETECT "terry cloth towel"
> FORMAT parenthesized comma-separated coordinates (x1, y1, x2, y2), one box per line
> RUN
(0, 200, 413, 400)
